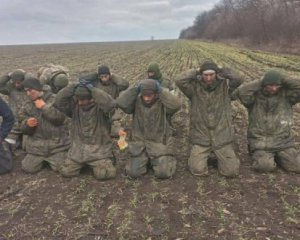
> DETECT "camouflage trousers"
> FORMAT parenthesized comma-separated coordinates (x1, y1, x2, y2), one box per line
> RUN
(22, 151, 67, 173)
(0, 141, 13, 175)
(252, 147, 300, 173)
(188, 144, 240, 177)
(59, 158, 116, 180)
(126, 150, 176, 179)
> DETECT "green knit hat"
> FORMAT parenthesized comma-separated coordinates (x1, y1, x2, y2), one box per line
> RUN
(23, 77, 43, 91)
(53, 74, 69, 89)
(262, 70, 283, 86)
(199, 61, 219, 74)
(11, 70, 25, 82)
(147, 63, 162, 80)
(74, 86, 92, 99)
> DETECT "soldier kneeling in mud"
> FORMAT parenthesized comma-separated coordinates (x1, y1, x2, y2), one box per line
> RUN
(233, 70, 300, 173)
(95, 65, 129, 137)
(176, 60, 243, 177)
(54, 76, 117, 180)
(20, 77, 70, 173)
(117, 79, 181, 179)
(0, 96, 14, 174)
(146, 62, 175, 92)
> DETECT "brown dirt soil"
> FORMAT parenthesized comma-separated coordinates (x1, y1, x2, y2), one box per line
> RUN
(0, 40, 299, 240)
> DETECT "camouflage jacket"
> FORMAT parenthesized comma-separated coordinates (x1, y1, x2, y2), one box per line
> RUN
(116, 87, 181, 158)
(94, 73, 129, 99)
(233, 78, 300, 152)
(157, 77, 174, 91)
(37, 64, 69, 86)
(19, 91, 70, 156)
(54, 84, 116, 163)
(0, 74, 30, 122)
(176, 69, 242, 149)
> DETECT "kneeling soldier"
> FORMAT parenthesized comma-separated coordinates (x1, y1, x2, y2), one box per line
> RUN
(117, 79, 181, 179)
(55, 77, 117, 180)
(20, 77, 70, 173)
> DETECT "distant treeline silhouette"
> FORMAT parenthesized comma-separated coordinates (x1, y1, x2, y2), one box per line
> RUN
(179, 0, 300, 45)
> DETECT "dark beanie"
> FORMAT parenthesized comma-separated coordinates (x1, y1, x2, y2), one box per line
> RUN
(74, 86, 92, 99)
(139, 79, 158, 94)
(199, 61, 219, 74)
(262, 70, 282, 86)
(98, 65, 110, 75)
(23, 77, 43, 91)
(11, 70, 25, 82)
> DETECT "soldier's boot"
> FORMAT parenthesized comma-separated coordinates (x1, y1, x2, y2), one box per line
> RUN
(91, 159, 116, 180)
(152, 156, 176, 179)
(252, 150, 276, 173)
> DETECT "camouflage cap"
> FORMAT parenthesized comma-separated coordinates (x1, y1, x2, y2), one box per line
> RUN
(53, 74, 69, 89)
(147, 62, 162, 80)
(11, 70, 25, 82)
(262, 70, 283, 86)
(23, 77, 43, 91)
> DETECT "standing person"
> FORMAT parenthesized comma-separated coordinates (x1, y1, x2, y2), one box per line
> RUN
(0, 97, 15, 174)
(0, 69, 30, 151)
(117, 79, 181, 179)
(37, 64, 69, 93)
(54, 77, 117, 180)
(233, 70, 300, 173)
(19, 77, 70, 173)
(176, 60, 242, 177)
(147, 62, 174, 91)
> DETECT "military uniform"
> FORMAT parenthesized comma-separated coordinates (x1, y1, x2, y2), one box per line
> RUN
(37, 64, 69, 93)
(234, 71, 300, 173)
(19, 78, 70, 173)
(94, 66, 129, 136)
(117, 79, 181, 179)
(176, 63, 242, 177)
(0, 70, 30, 148)
(54, 84, 117, 180)
(147, 62, 174, 91)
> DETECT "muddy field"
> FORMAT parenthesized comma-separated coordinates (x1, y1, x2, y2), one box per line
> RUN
(0, 40, 299, 240)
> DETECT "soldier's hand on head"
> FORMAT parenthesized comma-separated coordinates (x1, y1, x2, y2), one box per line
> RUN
(34, 99, 46, 109)
(27, 117, 38, 127)
(156, 81, 161, 93)
(79, 79, 94, 89)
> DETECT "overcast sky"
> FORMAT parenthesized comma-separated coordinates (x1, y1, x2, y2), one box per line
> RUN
(0, 0, 220, 45)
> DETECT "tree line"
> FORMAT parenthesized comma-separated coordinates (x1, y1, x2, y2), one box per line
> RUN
(179, 0, 300, 45)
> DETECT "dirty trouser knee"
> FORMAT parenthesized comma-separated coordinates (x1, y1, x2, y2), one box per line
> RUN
(277, 148, 300, 173)
(22, 151, 66, 173)
(151, 155, 176, 179)
(214, 144, 240, 177)
(59, 158, 83, 177)
(89, 159, 116, 180)
(46, 151, 67, 172)
(0, 141, 13, 174)
(126, 150, 148, 178)
(188, 145, 210, 176)
(22, 154, 45, 173)
(252, 150, 276, 173)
